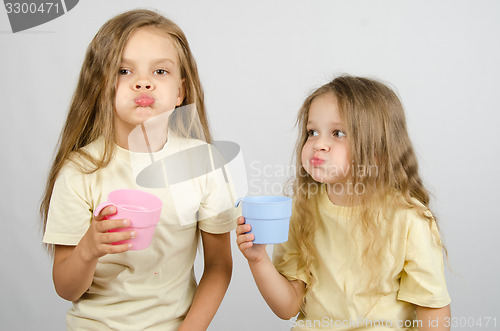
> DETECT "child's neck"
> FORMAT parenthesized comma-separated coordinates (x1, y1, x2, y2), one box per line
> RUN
(115, 124, 168, 153)
(326, 182, 362, 207)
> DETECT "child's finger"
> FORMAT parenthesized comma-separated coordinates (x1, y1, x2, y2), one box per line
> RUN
(235, 223, 251, 236)
(100, 229, 135, 244)
(236, 232, 254, 246)
(104, 242, 132, 254)
(239, 241, 253, 250)
(236, 216, 245, 225)
(94, 205, 117, 221)
(96, 218, 130, 233)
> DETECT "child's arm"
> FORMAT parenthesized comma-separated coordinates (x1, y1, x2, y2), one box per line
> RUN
(416, 304, 451, 331)
(236, 217, 305, 319)
(178, 231, 232, 331)
(52, 206, 133, 301)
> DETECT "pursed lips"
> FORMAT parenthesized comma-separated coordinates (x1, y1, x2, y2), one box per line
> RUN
(134, 93, 155, 107)
(310, 156, 324, 166)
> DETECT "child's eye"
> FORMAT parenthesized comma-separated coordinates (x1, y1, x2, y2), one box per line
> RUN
(119, 68, 131, 75)
(333, 130, 347, 138)
(155, 69, 168, 75)
(307, 129, 318, 137)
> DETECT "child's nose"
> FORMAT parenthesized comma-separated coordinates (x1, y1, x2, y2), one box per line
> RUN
(313, 138, 331, 152)
(134, 77, 154, 90)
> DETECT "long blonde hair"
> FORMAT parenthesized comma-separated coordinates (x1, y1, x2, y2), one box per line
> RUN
(40, 9, 209, 247)
(288, 75, 444, 292)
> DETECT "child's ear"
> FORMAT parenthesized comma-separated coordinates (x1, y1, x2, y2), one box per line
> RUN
(176, 78, 186, 106)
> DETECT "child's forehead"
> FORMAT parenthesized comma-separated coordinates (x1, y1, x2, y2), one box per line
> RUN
(133, 25, 171, 38)
(308, 93, 342, 124)
(127, 26, 176, 47)
(121, 27, 180, 63)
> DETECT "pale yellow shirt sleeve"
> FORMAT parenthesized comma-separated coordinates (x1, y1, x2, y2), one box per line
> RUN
(397, 214, 451, 308)
(43, 163, 92, 246)
(197, 165, 239, 234)
(272, 223, 309, 285)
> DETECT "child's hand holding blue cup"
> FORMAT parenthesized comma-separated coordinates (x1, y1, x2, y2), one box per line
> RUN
(236, 196, 292, 261)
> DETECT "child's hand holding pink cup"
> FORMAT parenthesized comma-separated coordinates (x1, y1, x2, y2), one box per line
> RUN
(86, 189, 162, 256)
(79, 204, 135, 260)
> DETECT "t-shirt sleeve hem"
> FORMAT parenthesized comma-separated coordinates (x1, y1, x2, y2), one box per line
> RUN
(279, 271, 305, 283)
(43, 233, 81, 246)
(198, 209, 239, 234)
(397, 292, 451, 308)
(199, 218, 236, 234)
(274, 266, 308, 285)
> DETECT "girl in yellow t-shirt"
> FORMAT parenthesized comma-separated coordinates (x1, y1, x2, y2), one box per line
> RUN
(237, 75, 451, 330)
(41, 9, 238, 330)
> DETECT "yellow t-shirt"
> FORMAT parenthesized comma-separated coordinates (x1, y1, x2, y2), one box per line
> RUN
(43, 135, 239, 330)
(273, 185, 450, 331)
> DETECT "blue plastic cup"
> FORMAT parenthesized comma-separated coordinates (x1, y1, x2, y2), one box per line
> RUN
(236, 196, 292, 244)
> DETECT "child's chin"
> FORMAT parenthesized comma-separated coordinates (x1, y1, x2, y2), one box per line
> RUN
(308, 169, 326, 183)
(135, 106, 153, 118)
(310, 174, 326, 184)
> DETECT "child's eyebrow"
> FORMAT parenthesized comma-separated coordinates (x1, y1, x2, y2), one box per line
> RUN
(307, 120, 344, 126)
(120, 58, 177, 66)
(153, 58, 177, 65)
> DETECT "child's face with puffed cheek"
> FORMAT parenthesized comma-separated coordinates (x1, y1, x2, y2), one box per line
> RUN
(301, 93, 350, 185)
(114, 27, 185, 134)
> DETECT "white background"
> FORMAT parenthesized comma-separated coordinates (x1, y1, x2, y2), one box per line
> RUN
(1, 1, 499, 330)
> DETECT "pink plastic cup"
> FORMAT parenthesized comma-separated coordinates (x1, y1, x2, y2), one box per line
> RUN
(94, 189, 162, 250)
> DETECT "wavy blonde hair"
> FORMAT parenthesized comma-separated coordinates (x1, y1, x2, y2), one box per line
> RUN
(286, 75, 444, 292)
(40, 9, 209, 252)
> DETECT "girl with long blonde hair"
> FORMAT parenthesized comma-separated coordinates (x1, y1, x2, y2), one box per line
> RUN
(237, 75, 451, 330)
(41, 9, 237, 330)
